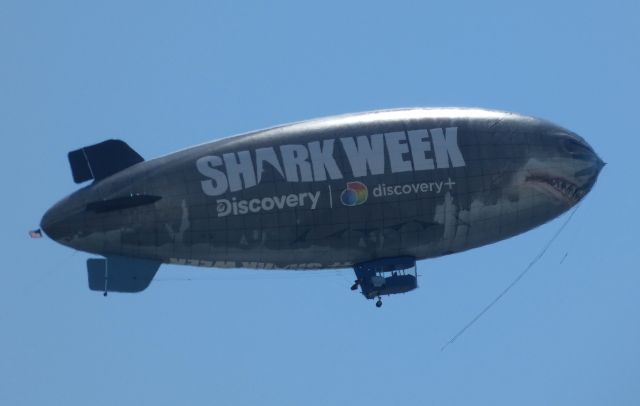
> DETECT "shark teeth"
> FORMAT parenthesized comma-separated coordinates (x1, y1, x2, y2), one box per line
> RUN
(526, 174, 583, 203)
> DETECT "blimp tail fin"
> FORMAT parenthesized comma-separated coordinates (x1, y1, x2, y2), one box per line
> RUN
(87, 256, 161, 295)
(68, 139, 144, 184)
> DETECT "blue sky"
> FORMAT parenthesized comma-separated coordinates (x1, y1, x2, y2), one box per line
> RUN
(1, 1, 638, 405)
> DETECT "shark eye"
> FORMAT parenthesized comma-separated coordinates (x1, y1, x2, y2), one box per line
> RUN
(562, 139, 592, 155)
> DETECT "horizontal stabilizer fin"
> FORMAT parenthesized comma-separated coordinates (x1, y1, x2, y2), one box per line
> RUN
(68, 140, 144, 184)
(87, 256, 161, 294)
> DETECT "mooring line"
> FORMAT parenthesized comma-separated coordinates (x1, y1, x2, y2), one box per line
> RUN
(441, 204, 581, 351)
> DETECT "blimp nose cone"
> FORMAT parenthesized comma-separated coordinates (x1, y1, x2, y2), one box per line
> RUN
(571, 139, 604, 201)
(594, 153, 605, 181)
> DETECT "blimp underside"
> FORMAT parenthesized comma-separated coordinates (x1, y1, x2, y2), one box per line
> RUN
(39, 108, 603, 306)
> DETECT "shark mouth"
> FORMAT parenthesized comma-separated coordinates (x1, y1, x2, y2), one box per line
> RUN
(525, 173, 584, 204)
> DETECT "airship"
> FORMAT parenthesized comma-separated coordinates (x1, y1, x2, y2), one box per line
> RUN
(38, 108, 604, 307)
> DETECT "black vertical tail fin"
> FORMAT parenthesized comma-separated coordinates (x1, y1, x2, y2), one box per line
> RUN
(68, 139, 144, 183)
(87, 256, 161, 294)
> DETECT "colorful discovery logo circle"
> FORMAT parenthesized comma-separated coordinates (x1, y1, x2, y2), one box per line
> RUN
(340, 181, 368, 206)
